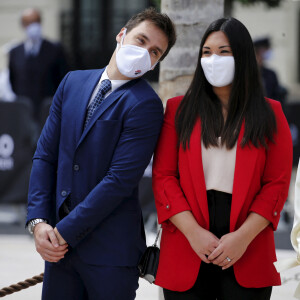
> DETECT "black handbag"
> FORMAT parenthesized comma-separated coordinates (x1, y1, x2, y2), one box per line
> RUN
(138, 227, 161, 284)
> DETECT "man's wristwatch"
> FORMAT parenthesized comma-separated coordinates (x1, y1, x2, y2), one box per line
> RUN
(27, 218, 48, 234)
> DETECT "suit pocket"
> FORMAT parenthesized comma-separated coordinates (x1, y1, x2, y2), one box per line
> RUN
(95, 119, 121, 127)
(93, 120, 121, 146)
(93, 211, 140, 246)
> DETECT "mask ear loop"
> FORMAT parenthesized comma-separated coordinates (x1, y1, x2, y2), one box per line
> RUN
(116, 28, 127, 52)
(151, 60, 159, 70)
(120, 28, 127, 47)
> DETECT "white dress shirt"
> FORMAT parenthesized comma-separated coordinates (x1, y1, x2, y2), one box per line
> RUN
(88, 67, 129, 107)
(24, 38, 42, 56)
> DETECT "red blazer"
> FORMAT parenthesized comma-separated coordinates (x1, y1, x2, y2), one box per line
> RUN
(153, 96, 293, 291)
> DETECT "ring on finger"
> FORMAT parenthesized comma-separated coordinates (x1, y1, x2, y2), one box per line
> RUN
(226, 256, 232, 262)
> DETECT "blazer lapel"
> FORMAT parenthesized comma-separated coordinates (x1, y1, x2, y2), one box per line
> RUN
(76, 78, 139, 149)
(74, 69, 104, 145)
(187, 119, 210, 228)
(231, 122, 259, 231)
(187, 120, 259, 231)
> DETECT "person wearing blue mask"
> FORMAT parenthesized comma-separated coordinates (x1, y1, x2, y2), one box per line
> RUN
(254, 37, 287, 106)
(26, 7, 176, 300)
(8, 8, 68, 120)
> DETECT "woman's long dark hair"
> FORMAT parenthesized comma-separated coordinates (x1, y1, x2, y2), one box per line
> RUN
(175, 18, 277, 150)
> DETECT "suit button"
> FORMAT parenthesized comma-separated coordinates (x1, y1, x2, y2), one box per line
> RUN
(274, 211, 278, 216)
(61, 190, 67, 197)
(73, 164, 80, 171)
(166, 204, 170, 210)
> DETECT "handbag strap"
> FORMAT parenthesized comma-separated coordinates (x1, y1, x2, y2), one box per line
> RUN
(153, 225, 161, 247)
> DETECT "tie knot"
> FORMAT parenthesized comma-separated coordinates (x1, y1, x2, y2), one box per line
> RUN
(100, 79, 111, 96)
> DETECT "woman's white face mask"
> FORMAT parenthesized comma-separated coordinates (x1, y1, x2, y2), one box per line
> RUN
(116, 28, 158, 78)
(201, 54, 235, 87)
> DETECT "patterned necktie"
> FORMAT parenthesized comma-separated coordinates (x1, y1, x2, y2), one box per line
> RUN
(84, 79, 111, 129)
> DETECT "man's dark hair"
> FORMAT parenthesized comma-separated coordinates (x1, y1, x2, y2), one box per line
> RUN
(124, 7, 176, 61)
(253, 37, 271, 50)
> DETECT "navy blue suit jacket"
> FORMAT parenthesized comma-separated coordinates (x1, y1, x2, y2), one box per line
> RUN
(27, 68, 164, 266)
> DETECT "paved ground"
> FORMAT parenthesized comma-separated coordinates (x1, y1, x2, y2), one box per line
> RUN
(0, 200, 297, 299)
(0, 234, 159, 300)
(0, 234, 300, 300)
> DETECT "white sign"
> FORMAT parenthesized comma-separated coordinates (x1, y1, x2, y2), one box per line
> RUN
(0, 134, 14, 170)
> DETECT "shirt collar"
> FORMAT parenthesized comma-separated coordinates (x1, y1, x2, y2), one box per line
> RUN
(100, 67, 130, 93)
(24, 38, 42, 55)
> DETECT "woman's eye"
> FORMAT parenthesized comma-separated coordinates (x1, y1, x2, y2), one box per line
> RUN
(202, 50, 210, 55)
(152, 50, 158, 57)
(221, 50, 230, 53)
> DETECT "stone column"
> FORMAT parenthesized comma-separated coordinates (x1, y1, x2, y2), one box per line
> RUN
(159, 0, 224, 103)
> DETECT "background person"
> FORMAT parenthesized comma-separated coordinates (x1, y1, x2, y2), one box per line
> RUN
(8, 8, 68, 120)
(153, 17, 292, 300)
(254, 37, 287, 106)
(26, 8, 176, 300)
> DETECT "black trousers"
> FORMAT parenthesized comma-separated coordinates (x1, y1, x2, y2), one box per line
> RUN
(163, 190, 272, 300)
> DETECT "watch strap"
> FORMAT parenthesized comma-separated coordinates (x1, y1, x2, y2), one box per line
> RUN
(28, 218, 47, 234)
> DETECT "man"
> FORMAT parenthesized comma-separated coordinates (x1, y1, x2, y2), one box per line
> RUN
(26, 7, 176, 300)
(9, 8, 68, 120)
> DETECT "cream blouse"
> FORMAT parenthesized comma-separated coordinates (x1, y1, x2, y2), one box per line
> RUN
(201, 137, 237, 194)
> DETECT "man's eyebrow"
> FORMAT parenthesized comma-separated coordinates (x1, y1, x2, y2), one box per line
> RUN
(138, 33, 164, 54)
(139, 33, 150, 42)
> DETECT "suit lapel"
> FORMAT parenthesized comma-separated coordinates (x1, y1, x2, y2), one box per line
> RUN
(37, 39, 45, 57)
(22, 44, 26, 58)
(187, 119, 210, 228)
(231, 122, 259, 231)
(76, 78, 139, 149)
(74, 69, 104, 145)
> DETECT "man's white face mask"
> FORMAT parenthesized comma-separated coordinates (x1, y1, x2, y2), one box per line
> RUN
(201, 54, 235, 87)
(116, 28, 158, 78)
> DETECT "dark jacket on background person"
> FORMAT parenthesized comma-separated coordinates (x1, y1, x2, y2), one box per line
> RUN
(9, 39, 68, 119)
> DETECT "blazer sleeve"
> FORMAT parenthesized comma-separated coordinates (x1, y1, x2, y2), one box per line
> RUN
(26, 72, 71, 223)
(249, 100, 293, 230)
(152, 97, 191, 232)
(56, 96, 164, 247)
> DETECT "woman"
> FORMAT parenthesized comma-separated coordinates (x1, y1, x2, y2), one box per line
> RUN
(152, 18, 293, 299)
